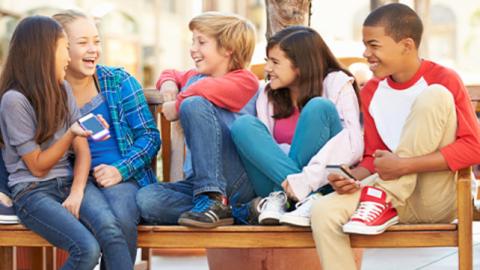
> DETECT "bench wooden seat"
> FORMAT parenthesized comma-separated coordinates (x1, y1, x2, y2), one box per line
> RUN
(0, 222, 459, 249)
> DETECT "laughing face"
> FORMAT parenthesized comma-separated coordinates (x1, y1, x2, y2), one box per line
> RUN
(190, 29, 231, 77)
(362, 26, 406, 80)
(265, 45, 299, 91)
(55, 35, 71, 83)
(64, 17, 101, 78)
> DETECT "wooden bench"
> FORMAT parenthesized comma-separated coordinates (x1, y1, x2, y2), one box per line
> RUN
(1, 83, 479, 270)
(0, 168, 475, 269)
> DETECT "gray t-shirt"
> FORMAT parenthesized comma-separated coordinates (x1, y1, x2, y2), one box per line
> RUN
(0, 82, 81, 187)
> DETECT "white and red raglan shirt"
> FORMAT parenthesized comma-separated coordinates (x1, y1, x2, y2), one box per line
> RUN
(359, 59, 480, 173)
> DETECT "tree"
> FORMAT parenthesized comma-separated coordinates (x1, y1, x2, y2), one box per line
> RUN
(265, 0, 311, 39)
(370, 0, 399, 10)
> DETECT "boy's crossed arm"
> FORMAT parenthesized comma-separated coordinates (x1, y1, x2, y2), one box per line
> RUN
(175, 69, 259, 112)
(158, 69, 259, 121)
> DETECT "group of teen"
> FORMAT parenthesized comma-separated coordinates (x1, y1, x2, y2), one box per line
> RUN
(0, 3, 479, 270)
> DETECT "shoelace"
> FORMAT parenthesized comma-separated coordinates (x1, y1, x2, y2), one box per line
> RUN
(191, 195, 214, 213)
(257, 191, 287, 213)
(294, 193, 320, 209)
(350, 201, 385, 222)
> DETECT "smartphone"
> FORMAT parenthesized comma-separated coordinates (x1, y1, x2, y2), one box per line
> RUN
(325, 165, 357, 180)
(78, 113, 110, 141)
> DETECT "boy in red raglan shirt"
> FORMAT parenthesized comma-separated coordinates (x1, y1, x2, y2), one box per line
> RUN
(137, 12, 258, 228)
(310, 4, 480, 270)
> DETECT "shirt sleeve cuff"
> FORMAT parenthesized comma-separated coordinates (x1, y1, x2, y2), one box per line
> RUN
(287, 173, 312, 201)
(16, 141, 39, 156)
(111, 161, 129, 181)
(359, 156, 375, 174)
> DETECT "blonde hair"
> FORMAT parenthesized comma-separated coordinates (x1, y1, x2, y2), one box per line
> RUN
(52, 9, 89, 29)
(189, 12, 256, 71)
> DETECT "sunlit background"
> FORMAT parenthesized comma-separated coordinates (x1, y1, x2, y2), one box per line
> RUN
(0, 0, 478, 87)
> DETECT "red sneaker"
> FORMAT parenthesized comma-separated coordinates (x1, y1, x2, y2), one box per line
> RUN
(343, 186, 399, 235)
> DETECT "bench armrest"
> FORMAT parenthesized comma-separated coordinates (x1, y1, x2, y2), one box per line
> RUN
(144, 89, 163, 105)
(143, 89, 171, 181)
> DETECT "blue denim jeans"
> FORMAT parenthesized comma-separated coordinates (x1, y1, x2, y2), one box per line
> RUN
(137, 96, 255, 224)
(0, 155, 10, 196)
(12, 178, 133, 270)
(230, 97, 343, 197)
(98, 179, 139, 265)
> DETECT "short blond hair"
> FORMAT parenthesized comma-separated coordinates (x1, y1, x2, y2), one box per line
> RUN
(189, 12, 256, 71)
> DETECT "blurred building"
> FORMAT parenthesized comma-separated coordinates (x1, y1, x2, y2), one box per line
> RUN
(0, 0, 478, 85)
(311, 0, 480, 84)
(0, 0, 266, 87)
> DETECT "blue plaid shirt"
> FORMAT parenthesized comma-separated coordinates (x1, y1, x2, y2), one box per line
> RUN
(96, 65, 161, 187)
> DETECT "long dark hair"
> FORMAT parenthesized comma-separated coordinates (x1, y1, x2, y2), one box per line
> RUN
(266, 26, 360, 118)
(0, 16, 69, 144)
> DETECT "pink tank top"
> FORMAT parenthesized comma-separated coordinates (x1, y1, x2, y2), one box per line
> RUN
(273, 108, 300, 145)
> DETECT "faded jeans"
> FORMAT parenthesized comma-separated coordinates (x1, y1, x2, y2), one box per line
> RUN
(137, 96, 255, 224)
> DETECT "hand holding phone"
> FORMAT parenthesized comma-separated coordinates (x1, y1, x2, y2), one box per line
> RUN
(326, 165, 361, 194)
(326, 165, 357, 180)
(78, 113, 110, 141)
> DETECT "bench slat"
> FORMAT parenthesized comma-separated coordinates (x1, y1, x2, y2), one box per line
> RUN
(0, 223, 456, 233)
(350, 231, 458, 248)
(0, 230, 50, 246)
(0, 224, 457, 249)
(138, 231, 315, 248)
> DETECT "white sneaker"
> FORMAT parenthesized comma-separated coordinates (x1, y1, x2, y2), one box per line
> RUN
(280, 193, 321, 227)
(0, 193, 19, 224)
(258, 191, 288, 225)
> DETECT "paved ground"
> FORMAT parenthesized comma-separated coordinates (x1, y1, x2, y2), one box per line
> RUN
(148, 222, 480, 270)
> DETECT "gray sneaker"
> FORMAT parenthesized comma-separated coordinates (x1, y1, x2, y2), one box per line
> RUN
(232, 197, 262, 225)
(178, 195, 233, 228)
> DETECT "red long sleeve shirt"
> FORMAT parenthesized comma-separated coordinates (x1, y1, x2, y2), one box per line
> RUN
(359, 60, 480, 172)
(157, 69, 259, 113)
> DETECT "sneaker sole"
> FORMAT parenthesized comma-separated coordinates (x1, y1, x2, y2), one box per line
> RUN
(342, 216, 399, 235)
(0, 220, 20, 224)
(0, 215, 19, 223)
(259, 211, 282, 225)
(279, 215, 310, 227)
(178, 217, 234, 228)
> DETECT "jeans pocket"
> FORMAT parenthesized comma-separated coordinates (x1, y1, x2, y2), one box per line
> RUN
(12, 182, 38, 205)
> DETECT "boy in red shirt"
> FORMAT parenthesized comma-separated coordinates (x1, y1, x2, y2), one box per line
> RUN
(311, 4, 480, 269)
(137, 12, 258, 228)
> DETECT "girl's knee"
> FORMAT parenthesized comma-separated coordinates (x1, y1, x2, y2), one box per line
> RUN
(303, 97, 337, 115)
(94, 219, 126, 246)
(70, 238, 101, 268)
(83, 242, 101, 264)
